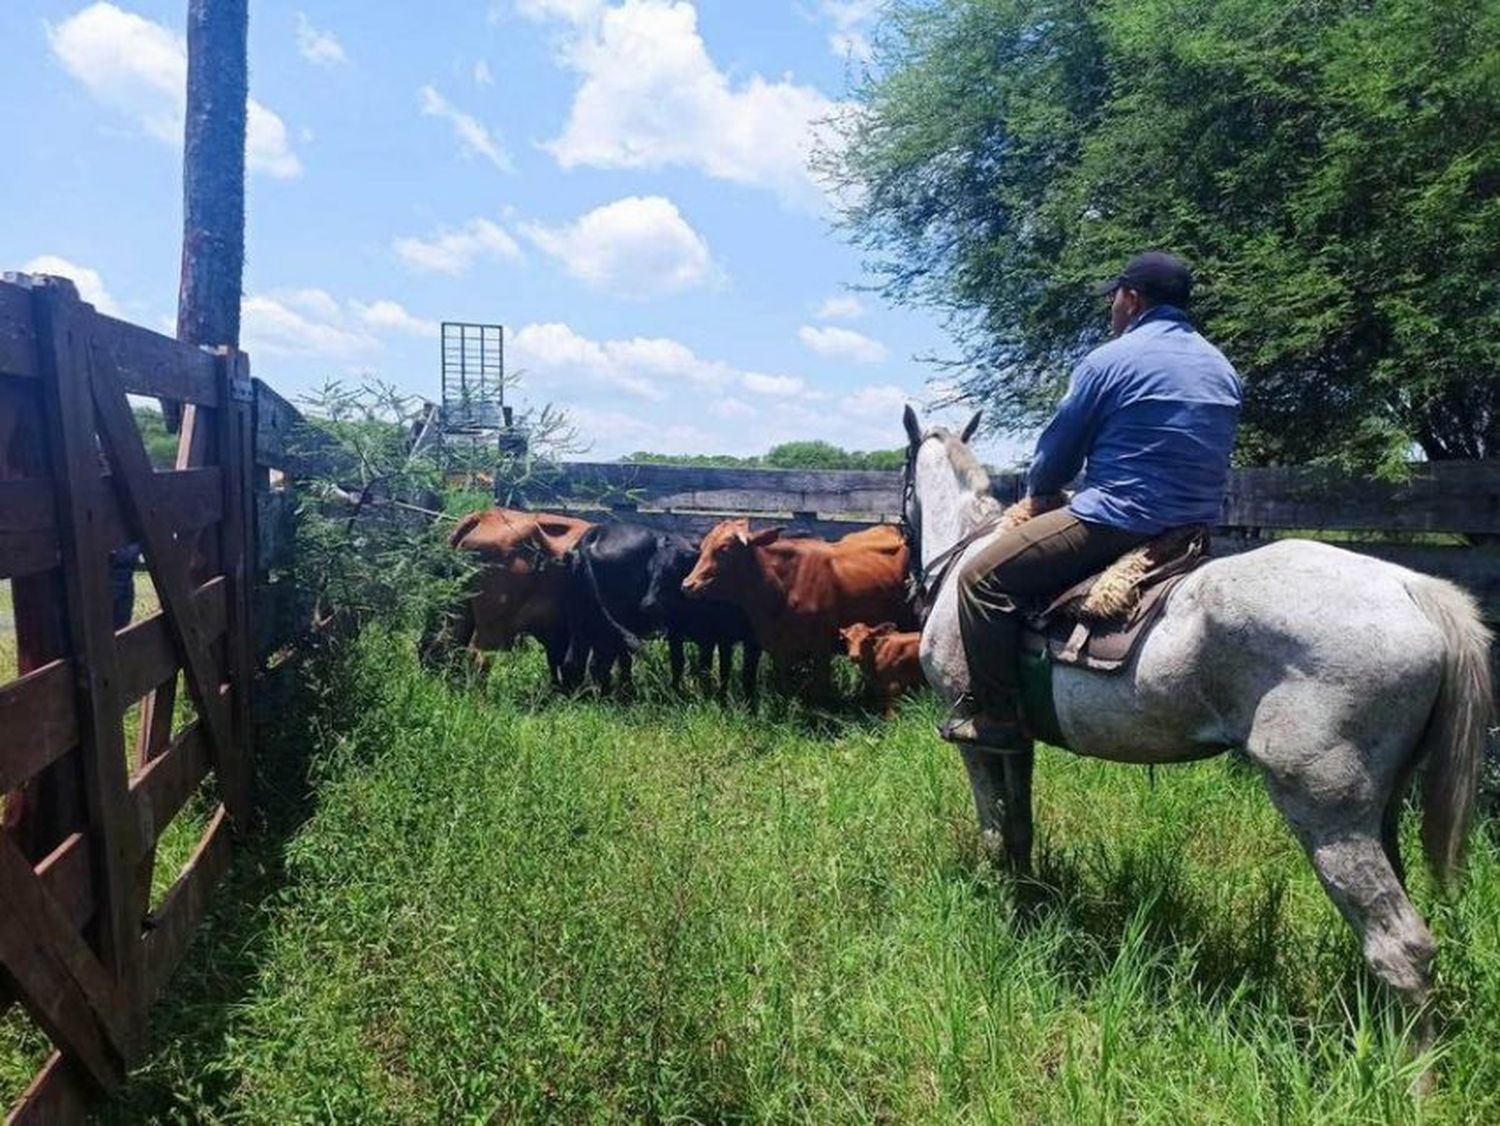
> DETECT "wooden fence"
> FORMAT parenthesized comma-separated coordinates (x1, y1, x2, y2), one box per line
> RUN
(515, 460, 1500, 620)
(0, 275, 301, 1122)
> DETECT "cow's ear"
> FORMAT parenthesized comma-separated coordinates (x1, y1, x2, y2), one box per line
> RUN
(872, 621, 897, 637)
(747, 526, 782, 547)
(903, 404, 923, 447)
(959, 411, 982, 443)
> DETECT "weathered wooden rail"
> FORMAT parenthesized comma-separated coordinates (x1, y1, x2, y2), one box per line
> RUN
(0, 275, 303, 1122)
(514, 459, 1500, 619)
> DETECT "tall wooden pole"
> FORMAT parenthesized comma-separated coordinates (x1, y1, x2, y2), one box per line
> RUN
(173, 0, 247, 430)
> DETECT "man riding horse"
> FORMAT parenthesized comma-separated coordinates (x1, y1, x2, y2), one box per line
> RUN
(942, 251, 1243, 748)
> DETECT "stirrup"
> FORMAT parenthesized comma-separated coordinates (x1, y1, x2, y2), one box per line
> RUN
(939, 695, 1027, 749)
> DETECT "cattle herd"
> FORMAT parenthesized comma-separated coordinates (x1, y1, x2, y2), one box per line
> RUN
(445, 507, 924, 711)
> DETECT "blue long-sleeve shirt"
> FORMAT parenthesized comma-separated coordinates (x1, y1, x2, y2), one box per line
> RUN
(1028, 305, 1242, 534)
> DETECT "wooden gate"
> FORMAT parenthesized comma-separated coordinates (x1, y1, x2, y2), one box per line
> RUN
(0, 275, 261, 1121)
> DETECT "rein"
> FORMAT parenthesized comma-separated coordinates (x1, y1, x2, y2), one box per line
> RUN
(900, 443, 1003, 611)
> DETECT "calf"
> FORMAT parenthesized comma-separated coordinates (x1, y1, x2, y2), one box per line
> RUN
(680, 518, 915, 699)
(568, 523, 761, 695)
(445, 507, 592, 685)
(840, 622, 924, 717)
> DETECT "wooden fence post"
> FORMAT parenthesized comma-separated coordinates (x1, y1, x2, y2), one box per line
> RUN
(28, 280, 141, 1009)
(214, 349, 256, 816)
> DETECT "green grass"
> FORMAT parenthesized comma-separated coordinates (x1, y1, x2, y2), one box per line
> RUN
(68, 631, 1500, 1123)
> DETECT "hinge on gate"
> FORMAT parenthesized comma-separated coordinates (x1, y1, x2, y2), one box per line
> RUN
(229, 374, 254, 402)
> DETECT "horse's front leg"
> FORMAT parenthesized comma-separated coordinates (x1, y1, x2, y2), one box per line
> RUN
(958, 744, 1033, 874)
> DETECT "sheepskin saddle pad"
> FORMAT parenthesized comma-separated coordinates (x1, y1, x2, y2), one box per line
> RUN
(1021, 525, 1211, 672)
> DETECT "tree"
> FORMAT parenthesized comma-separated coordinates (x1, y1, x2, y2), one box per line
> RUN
(829, 0, 1500, 471)
(174, 0, 248, 429)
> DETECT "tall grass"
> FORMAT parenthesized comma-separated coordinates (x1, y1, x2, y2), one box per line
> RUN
(93, 631, 1500, 1123)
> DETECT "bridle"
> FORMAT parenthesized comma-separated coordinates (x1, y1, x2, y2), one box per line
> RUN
(900, 436, 1003, 619)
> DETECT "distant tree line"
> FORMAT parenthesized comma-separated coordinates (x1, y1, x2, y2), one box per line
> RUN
(829, 0, 1500, 474)
(624, 440, 907, 471)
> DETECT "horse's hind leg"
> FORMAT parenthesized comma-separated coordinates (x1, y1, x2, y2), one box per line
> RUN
(1263, 764, 1437, 1041)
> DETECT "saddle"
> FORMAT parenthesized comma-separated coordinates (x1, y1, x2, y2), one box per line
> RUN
(1020, 524, 1211, 673)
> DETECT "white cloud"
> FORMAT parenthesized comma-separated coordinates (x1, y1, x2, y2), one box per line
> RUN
(841, 383, 911, 420)
(524, 0, 837, 210)
(797, 324, 888, 364)
(741, 372, 806, 397)
(710, 397, 757, 419)
(815, 294, 866, 320)
(47, 3, 302, 179)
(296, 12, 347, 66)
(419, 85, 512, 172)
(241, 290, 440, 360)
(242, 294, 378, 361)
(510, 0, 604, 22)
(820, 0, 879, 61)
(351, 299, 439, 338)
(511, 321, 820, 407)
(474, 60, 494, 86)
(520, 196, 716, 298)
(20, 255, 124, 317)
(393, 218, 523, 274)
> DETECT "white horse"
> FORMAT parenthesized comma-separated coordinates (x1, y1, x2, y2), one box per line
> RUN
(901, 405, 1492, 1027)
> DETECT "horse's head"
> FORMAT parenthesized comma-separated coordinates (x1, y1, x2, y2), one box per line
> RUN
(900, 405, 983, 536)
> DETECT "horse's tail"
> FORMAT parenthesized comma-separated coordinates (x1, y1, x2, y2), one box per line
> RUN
(1406, 573, 1494, 884)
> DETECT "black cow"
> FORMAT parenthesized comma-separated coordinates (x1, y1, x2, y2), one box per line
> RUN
(565, 523, 761, 697)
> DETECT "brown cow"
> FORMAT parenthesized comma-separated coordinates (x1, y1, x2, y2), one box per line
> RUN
(445, 507, 592, 685)
(840, 622, 924, 717)
(680, 518, 914, 698)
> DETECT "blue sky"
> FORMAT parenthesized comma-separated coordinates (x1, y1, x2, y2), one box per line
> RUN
(1, 0, 1022, 462)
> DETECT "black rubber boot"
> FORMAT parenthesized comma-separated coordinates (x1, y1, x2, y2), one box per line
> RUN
(939, 692, 1028, 749)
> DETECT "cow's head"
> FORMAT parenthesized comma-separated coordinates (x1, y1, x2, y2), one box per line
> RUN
(840, 621, 896, 661)
(641, 537, 693, 615)
(681, 518, 781, 599)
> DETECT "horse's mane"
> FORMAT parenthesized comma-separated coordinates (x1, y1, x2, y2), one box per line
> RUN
(941, 433, 1004, 523)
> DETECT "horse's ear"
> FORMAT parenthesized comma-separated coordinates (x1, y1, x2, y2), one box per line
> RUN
(903, 404, 922, 447)
(959, 411, 982, 443)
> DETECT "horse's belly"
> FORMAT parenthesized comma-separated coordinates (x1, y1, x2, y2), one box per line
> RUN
(1049, 600, 1234, 763)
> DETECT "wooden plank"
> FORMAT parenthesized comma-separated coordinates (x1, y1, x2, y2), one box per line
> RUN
(0, 479, 58, 577)
(0, 661, 77, 793)
(216, 352, 256, 820)
(1, 365, 79, 865)
(140, 804, 231, 1004)
(30, 280, 140, 988)
(89, 312, 218, 407)
(6, 1051, 90, 1126)
(36, 831, 94, 933)
(255, 489, 294, 573)
(89, 335, 245, 827)
(252, 377, 344, 477)
(1221, 462, 1500, 535)
(0, 469, 221, 581)
(0, 833, 126, 1091)
(129, 722, 210, 864)
(546, 505, 893, 545)
(519, 462, 1025, 518)
(0, 283, 39, 380)
(115, 578, 227, 705)
(251, 379, 301, 469)
(0, 279, 217, 405)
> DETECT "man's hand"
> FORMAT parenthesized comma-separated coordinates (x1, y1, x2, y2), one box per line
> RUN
(999, 492, 1067, 531)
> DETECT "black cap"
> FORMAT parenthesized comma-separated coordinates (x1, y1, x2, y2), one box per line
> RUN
(1094, 251, 1193, 306)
